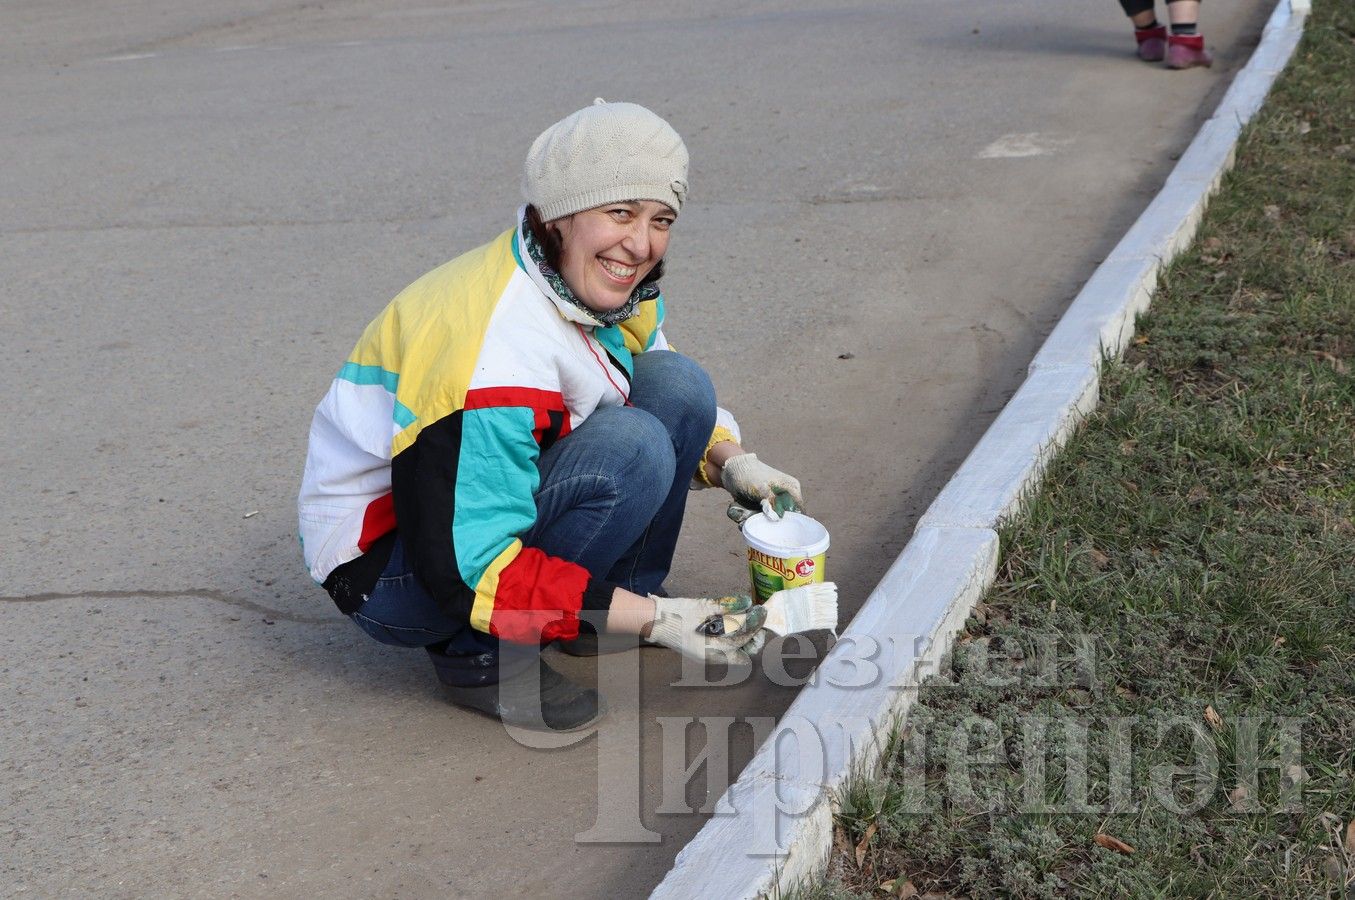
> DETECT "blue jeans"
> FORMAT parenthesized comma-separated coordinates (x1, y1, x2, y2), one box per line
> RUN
(350, 350, 717, 685)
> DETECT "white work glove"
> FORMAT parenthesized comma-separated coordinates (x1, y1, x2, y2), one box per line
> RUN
(645, 594, 767, 665)
(721, 453, 804, 525)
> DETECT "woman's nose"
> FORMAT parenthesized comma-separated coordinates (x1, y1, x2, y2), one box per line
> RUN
(621, 223, 650, 260)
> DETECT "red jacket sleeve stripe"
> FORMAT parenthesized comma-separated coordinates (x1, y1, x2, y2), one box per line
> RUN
(486, 546, 592, 644)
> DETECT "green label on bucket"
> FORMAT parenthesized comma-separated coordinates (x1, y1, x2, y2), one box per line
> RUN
(747, 548, 826, 603)
(750, 564, 785, 600)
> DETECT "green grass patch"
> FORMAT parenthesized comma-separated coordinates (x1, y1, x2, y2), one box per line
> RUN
(812, 2, 1355, 896)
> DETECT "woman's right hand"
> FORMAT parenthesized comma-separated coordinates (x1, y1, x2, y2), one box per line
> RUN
(643, 594, 767, 665)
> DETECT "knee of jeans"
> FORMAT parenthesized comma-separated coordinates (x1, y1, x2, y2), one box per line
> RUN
(610, 408, 678, 493)
(642, 352, 717, 429)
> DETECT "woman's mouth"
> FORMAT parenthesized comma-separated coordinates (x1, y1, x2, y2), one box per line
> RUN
(598, 258, 638, 283)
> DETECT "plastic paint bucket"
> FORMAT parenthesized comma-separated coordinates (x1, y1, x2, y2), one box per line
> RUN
(741, 511, 830, 603)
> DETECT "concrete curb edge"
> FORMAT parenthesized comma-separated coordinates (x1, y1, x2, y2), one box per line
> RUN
(650, 2, 1308, 896)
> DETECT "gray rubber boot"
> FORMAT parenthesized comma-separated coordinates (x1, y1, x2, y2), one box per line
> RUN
(429, 648, 605, 732)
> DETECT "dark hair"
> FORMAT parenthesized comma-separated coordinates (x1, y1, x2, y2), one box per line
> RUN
(524, 204, 665, 287)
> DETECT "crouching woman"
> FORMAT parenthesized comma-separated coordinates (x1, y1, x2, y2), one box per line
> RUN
(298, 100, 806, 732)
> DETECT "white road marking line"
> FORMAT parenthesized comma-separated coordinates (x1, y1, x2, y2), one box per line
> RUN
(93, 38, 372, 65)
(95, 53, 159, 63)
(978, 132, 1075, 159)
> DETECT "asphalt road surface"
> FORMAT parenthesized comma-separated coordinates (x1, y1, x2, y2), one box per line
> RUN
(3, 0, 1271, 895)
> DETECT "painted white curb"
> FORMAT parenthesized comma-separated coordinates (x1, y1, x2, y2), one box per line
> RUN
(655, 526, 1000, 894)
(650, 3, 1308, 897)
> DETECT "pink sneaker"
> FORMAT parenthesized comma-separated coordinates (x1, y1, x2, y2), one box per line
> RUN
(1166, 34, 1213, 69)
(1134, 25, 1167, 62)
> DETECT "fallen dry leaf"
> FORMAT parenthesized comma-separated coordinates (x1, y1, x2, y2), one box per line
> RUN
(855, 821, 878, 867)
(1228, 784, 1250, 810)
(1345, 820, 1355, 856)
(1187, 485, 1210, 505)
(878, 879, 919, 898)
(1133, 334, 1150, 346)
(1200, 236, 1230, 265)
(1204, 705, 1224, 731)
(1094, 832, 1136, 855)
(1284, 764, 1308, 790)
(1264, 204, 1281, 220)
(1312, 351, 1349, 374)
(1088, 548, 1111, 570)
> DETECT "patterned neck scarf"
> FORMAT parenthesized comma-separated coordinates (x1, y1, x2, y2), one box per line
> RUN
(520, 213, 659, 327)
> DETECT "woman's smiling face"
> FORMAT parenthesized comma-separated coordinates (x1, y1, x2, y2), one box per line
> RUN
(549, 200, 674, 313)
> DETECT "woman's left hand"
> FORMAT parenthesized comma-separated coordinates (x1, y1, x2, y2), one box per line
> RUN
(720, 452, 804, 518)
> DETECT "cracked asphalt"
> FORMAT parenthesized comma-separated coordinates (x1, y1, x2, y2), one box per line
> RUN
(2, 0, 1271, 895)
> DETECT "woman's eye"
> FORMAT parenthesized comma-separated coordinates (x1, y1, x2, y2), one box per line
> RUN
(609, 208, 632, 220)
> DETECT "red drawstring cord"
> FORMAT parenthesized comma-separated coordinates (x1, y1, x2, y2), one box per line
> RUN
(576, 323, 632, 406)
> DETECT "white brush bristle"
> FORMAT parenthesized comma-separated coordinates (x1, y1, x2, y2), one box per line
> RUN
(762, 582, 838, 635)
(804, 582, 838, 630)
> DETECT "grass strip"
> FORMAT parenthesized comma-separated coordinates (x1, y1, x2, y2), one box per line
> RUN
(808, 2, 1355, 897)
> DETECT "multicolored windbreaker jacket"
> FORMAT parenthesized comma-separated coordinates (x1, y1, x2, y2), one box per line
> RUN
(298, 217, 739, 644)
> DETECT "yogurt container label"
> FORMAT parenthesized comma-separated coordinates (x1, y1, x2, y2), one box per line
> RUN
(741, 512, 830, 603)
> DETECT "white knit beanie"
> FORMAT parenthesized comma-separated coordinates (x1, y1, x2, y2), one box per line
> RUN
(522, 98, 689, 222)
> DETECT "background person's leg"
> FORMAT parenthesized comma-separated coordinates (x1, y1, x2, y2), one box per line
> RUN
(1165, 0, 1212, 68)
(1166, 0, 1202, 28)
(1119, 0, 1168, 61)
